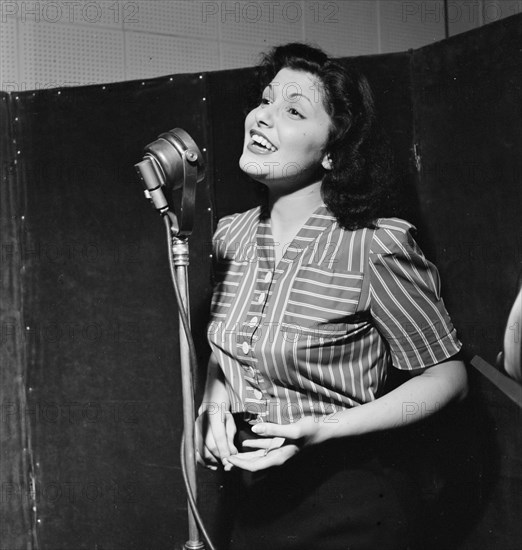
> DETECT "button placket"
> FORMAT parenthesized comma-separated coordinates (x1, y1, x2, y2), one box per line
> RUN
(242, 226, 276, 421)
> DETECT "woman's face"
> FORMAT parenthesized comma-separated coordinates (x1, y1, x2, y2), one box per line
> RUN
(239, 67, 332, 193)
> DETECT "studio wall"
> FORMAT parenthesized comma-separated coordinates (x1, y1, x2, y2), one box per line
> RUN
(1, 12, 521, 550)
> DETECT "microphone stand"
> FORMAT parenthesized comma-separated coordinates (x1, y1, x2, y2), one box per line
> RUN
(166, 218, 205, 550)
(136, 129, 211, 550)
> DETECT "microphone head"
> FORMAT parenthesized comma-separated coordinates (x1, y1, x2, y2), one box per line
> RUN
(135, 128, 205, 235)
(143, 128, 205, 190)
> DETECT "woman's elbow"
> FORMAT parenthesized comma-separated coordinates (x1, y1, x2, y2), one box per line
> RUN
(448, 360, 469, 403)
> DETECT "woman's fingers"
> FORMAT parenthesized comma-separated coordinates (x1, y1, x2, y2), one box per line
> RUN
(196, 409, 239, 466)
(196, 411, 233, 467)
(242, 437, 286, 450)
(224, 411, 238, 455)
(241, 438, 272, 449)
(199, 430, 220, 466)
(250, 417, 326, 446)
(195, 429, 220, 469)
(210, 413, 237, 459)
(196, 449, 217, 470)
(251, 421, 301, 439)
(226, 444, 299, 472)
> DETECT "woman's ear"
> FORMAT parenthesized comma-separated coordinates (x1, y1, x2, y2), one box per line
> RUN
(321, 154, 332, 170)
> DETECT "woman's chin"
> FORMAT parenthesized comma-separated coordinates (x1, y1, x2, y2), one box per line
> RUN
(239, 154, 267, 182)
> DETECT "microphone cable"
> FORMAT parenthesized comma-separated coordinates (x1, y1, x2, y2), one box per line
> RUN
(164, 215, 218, 550)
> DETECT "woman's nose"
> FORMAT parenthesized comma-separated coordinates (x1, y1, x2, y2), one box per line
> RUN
(254, 104, 273, 127)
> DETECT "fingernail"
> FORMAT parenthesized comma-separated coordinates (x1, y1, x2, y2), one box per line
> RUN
(252, 424, 265, 434)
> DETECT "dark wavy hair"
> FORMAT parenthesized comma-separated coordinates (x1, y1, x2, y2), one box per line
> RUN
(253, 42, 399, 230)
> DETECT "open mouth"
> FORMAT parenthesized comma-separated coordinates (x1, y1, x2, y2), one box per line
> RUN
(249, 131, 277, 152)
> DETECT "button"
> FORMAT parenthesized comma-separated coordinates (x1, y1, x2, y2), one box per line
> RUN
(264, 271, 272, 283)
(242, 342, 249, 354)
(257, 293, 266, 304)
(253, 389, 263, 399)
(250, 316, 259, 325)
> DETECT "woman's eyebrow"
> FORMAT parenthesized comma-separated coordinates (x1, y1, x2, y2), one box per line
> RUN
(265, 83, 315, 107)
(285, 92, 313, 106)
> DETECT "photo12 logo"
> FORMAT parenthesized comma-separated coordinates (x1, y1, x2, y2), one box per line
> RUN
(0, 1, 139, 24)
(201, 1, 339, 24)
(402, 0, 522, 24)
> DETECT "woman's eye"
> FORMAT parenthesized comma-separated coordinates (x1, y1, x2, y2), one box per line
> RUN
(260, 97, 271, 105)
(288, 108, 304, 118)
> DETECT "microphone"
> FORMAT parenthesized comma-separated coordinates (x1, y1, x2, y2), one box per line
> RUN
(135, 128, 205, 236)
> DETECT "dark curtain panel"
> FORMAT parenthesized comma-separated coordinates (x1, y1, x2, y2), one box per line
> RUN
(9, 75, 213, 549)
(411, 14, 522, 550)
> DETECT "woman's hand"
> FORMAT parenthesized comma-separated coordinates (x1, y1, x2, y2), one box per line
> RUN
(225, 415, 334, 472)
(195, 407, 238, 470)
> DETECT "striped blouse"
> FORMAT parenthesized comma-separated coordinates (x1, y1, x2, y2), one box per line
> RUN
(207, 204, 461, 424)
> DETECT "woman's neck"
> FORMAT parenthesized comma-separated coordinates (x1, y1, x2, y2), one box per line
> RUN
(268, 181, 323, 264)
(268, 181, 323, 229)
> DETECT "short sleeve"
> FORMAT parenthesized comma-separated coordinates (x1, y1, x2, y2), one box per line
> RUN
(212, 214, 236, 263)
(369, 219, 461, 370)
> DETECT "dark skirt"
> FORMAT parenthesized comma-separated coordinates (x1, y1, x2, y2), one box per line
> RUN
(214, 415, 422, 550)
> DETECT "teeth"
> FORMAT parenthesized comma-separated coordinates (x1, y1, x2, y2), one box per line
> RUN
(251, 133, 277, 152)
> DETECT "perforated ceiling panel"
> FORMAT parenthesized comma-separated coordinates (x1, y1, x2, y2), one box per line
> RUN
(0, 16, 18, 90)
(379, 0, 445, 53)
(220, 0, 303, 45)
(19, 21, 124, 88)
(304, 0, 378, 56)
(125, 33, 219, 79)
(124, 0, 218, 39)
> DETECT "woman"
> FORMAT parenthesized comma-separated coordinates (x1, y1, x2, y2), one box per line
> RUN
(196, 43, 467, 550)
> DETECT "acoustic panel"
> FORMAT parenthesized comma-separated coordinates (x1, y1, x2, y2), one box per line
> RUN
(19, 21, 124, 88)
(125, 32, 219, 79)
(220, 41, 263, 70)
(219, 0, 303, 44)
(0, 16, 18, 89)
(124, 0, 218, 39)
(379, 0, 446, 53)
(447, 0, 481, 36)
(304, 0, 379, 56)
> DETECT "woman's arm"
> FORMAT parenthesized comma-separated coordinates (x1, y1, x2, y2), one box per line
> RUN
(198, 352, 229, 414)
(308, 357, 467, 442)
(226, 358, 468, 471)
(195, 353, 237, 468)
